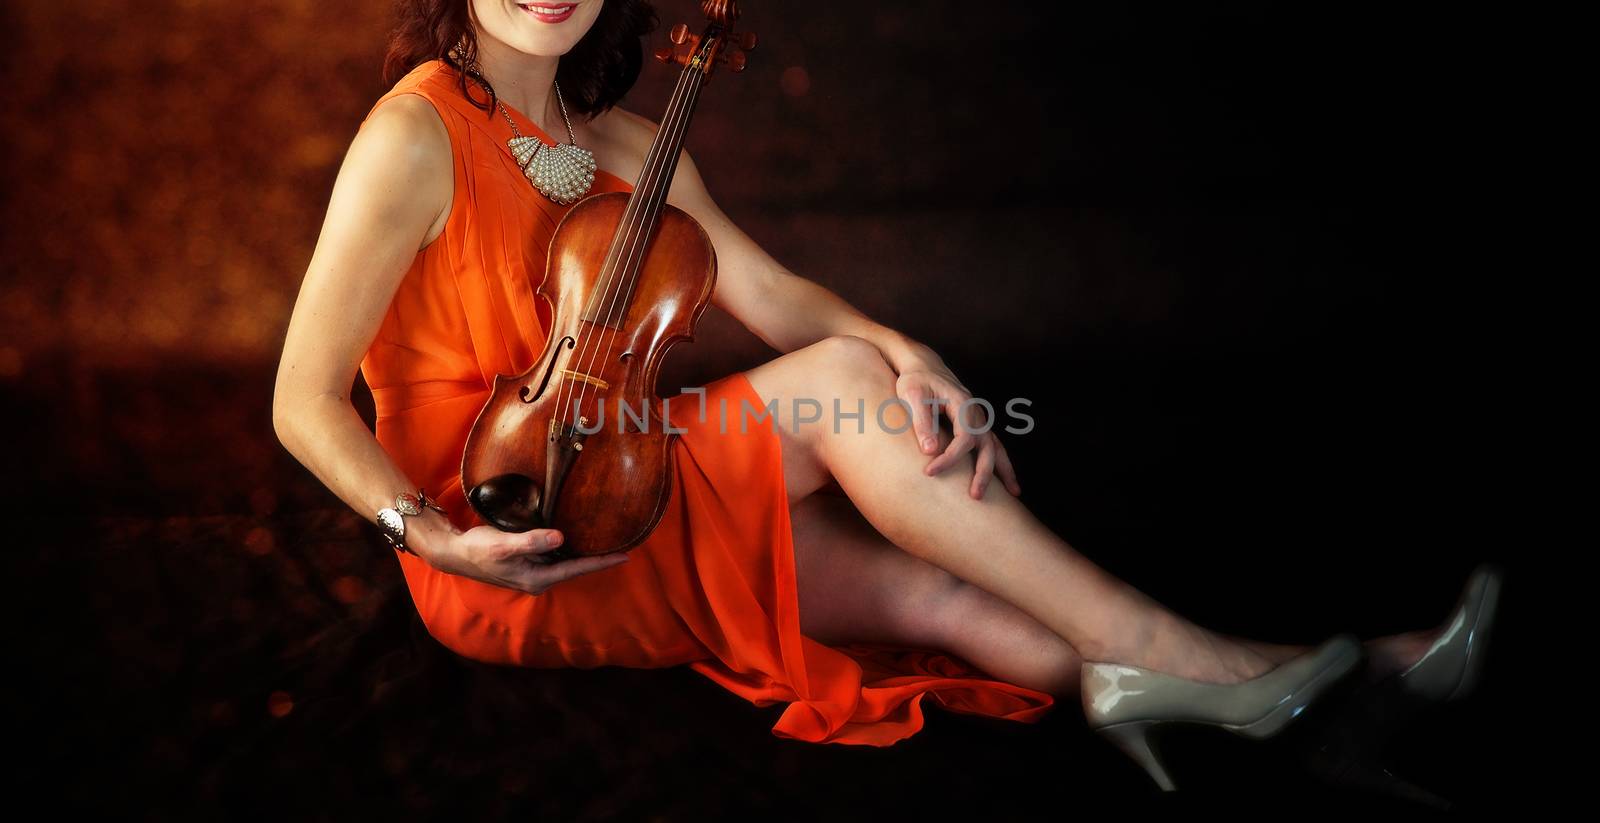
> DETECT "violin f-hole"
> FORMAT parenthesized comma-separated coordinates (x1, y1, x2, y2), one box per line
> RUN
(521, 336, 577, 403)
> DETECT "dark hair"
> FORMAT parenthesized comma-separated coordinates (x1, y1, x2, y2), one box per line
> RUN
(382, 0, 658, 119)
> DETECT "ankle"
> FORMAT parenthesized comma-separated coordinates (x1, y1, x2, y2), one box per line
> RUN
(1079, 604, 1186, 670)
(1365, 628, 1441, 680)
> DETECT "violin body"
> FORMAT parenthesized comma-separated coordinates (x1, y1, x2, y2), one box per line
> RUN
(460, 193, 716, 557)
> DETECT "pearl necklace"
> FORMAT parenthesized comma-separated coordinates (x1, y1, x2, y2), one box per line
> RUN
(495, 82, 597, 206)
(456, 51, 597, 206)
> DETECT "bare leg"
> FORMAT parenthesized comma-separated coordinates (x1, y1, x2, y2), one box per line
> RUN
(747, 336, 1432, 685)
(788, 490, 1425, 695)
(790, 493, 1081, 697)
(1227, 629, 1440, 681)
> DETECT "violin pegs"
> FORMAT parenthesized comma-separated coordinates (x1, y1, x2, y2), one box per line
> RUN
(738, 30, 757, 51)
(669, 23, 690, 45)
(724, 49, 747, 73)
(654, 45, 676, 64)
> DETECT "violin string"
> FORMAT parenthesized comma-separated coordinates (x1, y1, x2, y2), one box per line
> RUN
(597, 70, 705, 330)
(578, 64, 706, 419)
(577, 66, 706, 424)
(561, 55, 697, 427)
(554, 54, 697, 428)
(568, 45, 709, 426)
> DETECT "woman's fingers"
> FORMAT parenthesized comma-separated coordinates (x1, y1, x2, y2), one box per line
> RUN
(448, 525, 630, 596)
(895, 371, 1013, 499)
(520, 552, 631, 594)
(924, 428, 978, 476)
(923, 385, 983, 476)
(992, 436, 1022, 496)
(895, 376, 940, 454)
(487, 527, 565, 561)
(970, 436, 996, 499)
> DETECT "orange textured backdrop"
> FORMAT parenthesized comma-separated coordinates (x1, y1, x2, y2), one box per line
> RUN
(4, 1, 401, 370)
(2, 0, 1211, 385)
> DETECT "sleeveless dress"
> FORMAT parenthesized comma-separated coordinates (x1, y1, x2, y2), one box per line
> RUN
(356, 59, 1055, 746)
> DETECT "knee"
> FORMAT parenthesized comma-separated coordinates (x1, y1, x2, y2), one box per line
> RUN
(802, 335, 894, 392)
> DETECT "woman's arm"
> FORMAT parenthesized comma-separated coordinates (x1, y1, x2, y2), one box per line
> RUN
(643, 140, 1021, 499)
(590, 112, 919, 358)
(636, 153, 914, 361)
(273, 95, 627, 592)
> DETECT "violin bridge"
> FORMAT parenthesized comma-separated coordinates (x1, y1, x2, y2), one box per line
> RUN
(560, 369, 610, 390)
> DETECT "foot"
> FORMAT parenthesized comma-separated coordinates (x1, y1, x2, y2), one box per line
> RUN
(1086, 598, 1442, 688)
(1225, 627, 1444, 684)
(1096, 611, 1278, 685)
(1363, 628, 1439, 681)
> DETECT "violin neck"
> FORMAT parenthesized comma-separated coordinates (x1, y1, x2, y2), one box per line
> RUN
(582, 51, 714, 328)
(629, 60, 708, 221)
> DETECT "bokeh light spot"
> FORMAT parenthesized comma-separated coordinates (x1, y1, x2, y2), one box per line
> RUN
(244, 526, 275, 556)
(267, 691, 294, 718)
(332, 575, 368, 604)
(780, 66, 810, 97)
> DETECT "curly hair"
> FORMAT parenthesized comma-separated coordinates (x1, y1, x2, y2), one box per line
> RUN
(381, 0, 658, 119)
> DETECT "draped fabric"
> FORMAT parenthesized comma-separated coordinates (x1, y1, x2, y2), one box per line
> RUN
(355, 59, 1055, 745)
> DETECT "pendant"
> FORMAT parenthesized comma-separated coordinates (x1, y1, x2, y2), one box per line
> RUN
(509, 136, 597, 206)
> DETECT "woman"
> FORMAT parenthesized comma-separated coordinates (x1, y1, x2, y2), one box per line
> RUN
(272, 0, 1499, 786)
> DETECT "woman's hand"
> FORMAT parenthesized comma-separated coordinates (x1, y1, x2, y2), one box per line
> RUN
(890, 345, 1022, 500)
(410, 516, 630, 596)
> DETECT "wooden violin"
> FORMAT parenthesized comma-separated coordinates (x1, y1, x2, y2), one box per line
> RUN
(460, 1, 757, 559)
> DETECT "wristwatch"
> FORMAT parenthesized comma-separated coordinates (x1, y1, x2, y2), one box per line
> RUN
(375, 488, 447, 556)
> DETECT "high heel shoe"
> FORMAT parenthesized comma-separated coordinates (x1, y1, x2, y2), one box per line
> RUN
(1396, 562, 1503, 703)
(1081, 634, 1363, 791)
(1287, 563, 1506, 806)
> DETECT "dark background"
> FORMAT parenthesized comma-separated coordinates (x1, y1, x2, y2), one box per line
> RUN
(5, 0, 1534, 817)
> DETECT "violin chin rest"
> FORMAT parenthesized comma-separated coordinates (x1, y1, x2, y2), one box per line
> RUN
(467, 473, 545, 533)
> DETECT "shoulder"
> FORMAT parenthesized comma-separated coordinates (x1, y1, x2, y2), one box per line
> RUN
(585, 105, 660, 157)
(359, 93, 453, 171)
(349, 93, 456, 217)
(584, 106, 710, 198)
(336, 93, 455, 237)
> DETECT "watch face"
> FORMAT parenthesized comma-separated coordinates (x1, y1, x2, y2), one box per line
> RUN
(395, 493, 422, 516)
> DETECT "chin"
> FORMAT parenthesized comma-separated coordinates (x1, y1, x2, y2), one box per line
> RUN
(504, 1, 600, 55)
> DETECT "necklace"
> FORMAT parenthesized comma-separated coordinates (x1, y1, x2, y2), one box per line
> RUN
(455, 50, 597, 206)
(496, 82, 596, 206)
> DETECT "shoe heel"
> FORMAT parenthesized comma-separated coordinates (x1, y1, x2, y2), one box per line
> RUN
(1097, 721, 1177, 791)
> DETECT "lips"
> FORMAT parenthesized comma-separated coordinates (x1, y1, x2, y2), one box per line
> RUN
(518, 2, 578, 24)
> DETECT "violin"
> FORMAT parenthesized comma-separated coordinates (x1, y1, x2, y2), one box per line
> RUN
(460, 1, 758, 559)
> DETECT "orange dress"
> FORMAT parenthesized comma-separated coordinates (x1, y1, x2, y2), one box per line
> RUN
(356, 59, 1055, 746)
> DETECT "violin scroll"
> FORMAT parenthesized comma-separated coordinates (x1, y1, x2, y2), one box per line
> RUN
(655, 1, 756, 77)
(699, 0, 739, 25)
